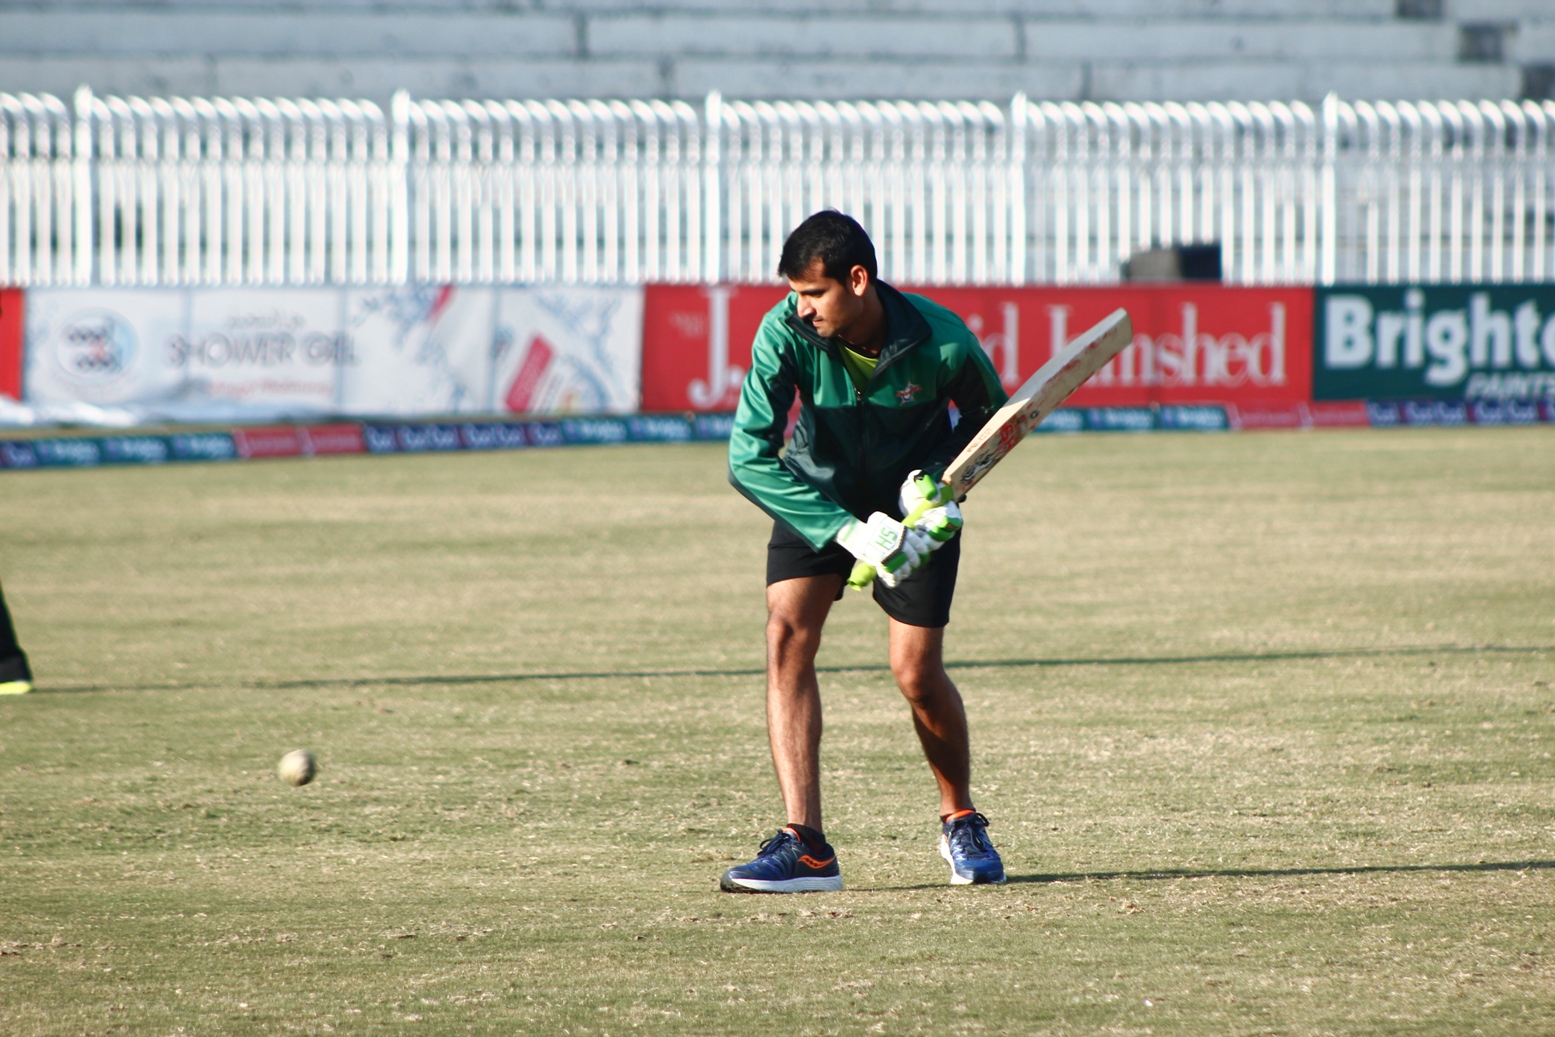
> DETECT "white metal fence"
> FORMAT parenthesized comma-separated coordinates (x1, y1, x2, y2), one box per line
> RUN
(3, 87, 1554, 288)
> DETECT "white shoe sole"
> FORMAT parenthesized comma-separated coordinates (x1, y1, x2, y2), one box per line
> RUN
(721, 875, 844, 893)
(939, 835, 1007, 885)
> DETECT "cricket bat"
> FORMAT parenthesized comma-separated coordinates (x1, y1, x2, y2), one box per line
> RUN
(848, 308, 1133, 590)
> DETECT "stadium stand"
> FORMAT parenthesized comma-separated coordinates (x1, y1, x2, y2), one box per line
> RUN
(0, 1, 1549, 104)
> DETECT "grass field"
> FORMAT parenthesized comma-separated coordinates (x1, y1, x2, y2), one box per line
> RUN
(2, 426, 1553, 1036)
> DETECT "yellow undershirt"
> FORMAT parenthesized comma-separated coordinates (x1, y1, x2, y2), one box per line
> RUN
(838, 345, 879, 392)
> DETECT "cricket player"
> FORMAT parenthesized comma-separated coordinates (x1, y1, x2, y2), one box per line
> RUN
(0, 578, 32, 695)
(722, 211, 1009, 892)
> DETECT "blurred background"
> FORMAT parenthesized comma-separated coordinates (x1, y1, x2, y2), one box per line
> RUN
(0, 0, 1549, 104)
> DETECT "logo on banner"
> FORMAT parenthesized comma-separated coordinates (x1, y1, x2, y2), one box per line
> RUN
(965, 303, 1021, 388)
(687, 285, 745, 409)
(1318, 287, 1555, 401)
(168, 304, 357, 369)
(1049, 303, 1287, 389)
(505, 334, 555, 412)
(53, 310, 138, 389)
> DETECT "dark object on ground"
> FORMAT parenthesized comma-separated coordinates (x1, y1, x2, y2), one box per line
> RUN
(1123, 243, 1223, 282)
(0, 579, 31, 685)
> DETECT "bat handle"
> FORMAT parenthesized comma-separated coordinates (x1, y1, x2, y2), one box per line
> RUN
(846, 559, 877, 590)
(844, 483, 947, 591)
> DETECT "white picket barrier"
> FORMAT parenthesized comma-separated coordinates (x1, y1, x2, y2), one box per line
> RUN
(0, 91, 80, 287)
(80, 90, 397, 287)
(2, 87, 1554, 288)
(405, 97, 706, 286)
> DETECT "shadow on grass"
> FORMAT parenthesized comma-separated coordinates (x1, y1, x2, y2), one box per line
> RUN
(34, 643, 1555, 694)
(850, 859, 1555, 892)
(1005, 858, 1555, 885)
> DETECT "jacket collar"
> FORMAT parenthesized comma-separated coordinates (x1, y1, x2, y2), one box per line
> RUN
(784, 280, 932, 375)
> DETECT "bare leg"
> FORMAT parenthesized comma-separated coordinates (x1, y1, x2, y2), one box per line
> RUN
(888, 620, 975, 818)
(765, 575, 844, 831)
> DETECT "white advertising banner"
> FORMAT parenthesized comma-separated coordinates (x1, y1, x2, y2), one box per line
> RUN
(21, 286, 644, 425)
(490, 287, 644, 415)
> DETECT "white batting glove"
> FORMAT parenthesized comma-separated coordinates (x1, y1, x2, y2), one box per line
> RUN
(898, 469, 963, 546)
(835, 512, 932, 588)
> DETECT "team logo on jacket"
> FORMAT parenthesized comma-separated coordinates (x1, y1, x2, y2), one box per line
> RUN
(895, 382, 921, 404)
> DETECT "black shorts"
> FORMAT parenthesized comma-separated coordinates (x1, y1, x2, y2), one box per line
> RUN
(766, 520, 960, 628)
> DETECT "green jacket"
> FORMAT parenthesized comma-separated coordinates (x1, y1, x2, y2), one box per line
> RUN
(728, 282, 1008, 551)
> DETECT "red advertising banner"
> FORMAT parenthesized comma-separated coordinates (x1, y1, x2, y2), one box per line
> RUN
(301, 423, 367, 455)
(0, 289, 23, 400)
(232, 425, 307, 459)
(641, 283, 1314, 412)
(231, 423, 368, 458)
(640, 284, 788, 412)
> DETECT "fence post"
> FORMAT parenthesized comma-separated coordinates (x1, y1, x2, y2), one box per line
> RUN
(72, 84, 93, 285)
(1010, 92, 1027, 286)
(703, 89, 722, 284)
(391, 88, 411, 284)
(1321, 91, 1338, 286)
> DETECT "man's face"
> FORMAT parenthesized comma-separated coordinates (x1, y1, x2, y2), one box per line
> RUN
(787, 259, 868, 341)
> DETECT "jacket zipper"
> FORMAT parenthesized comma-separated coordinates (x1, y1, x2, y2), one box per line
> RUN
(855, 384, 868, 482)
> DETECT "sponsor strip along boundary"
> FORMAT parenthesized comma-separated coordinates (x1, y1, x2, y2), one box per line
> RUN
(1, 401, 1548, 472)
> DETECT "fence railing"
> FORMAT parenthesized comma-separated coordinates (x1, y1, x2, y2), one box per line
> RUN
(3, 87, 1554, 288)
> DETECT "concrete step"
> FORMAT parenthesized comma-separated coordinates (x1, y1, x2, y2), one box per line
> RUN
(1510, 20, 1555, 64)
(0, 0, 1538, 104)
(0, 0, 1404, 11)
(0, 12, 579, 58)
(0, 56, 663, 102)
(0, 53, 1519, 106)
(0, 10, 1470, 67)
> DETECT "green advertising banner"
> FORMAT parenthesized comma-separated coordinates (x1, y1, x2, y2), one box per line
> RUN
(1314, 284, 1555, 401)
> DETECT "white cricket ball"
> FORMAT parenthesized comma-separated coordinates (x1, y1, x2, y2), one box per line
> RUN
(277, 749, 318, 787)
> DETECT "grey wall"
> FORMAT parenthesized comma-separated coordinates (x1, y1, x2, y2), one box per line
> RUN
(1, 0, 1550, 103)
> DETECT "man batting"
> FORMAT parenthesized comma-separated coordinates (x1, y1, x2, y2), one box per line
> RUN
(722, 210, 1009, 892)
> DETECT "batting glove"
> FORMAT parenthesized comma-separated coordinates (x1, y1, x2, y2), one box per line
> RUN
(898, 469, 963, 546)
(835, 512, 932, 588)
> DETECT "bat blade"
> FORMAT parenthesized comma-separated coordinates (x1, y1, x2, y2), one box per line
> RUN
(942, 307, 1132, 500)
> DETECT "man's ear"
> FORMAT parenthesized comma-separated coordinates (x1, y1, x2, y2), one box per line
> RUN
(847, 264, 871, 297)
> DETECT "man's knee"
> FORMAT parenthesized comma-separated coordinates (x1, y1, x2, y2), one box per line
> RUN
(891, 656, 948, 705)
(888, 621, 948, 701)
(765, 578, 837, 658)
(767, 609, 823, 660)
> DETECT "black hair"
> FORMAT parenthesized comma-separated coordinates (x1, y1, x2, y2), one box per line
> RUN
(777, 210, 878, 284)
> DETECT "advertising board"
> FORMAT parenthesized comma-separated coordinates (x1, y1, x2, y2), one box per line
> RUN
(1314, 285, 1555, 402)
(641, 284, 1312, 412)
(0, 289, 23, 400)
(640, 284, 788, 412)
(22, 286, 644, 423)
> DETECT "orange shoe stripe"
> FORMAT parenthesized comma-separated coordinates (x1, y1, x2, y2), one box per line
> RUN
(946, 809, 978, 821)
(783, 827, 833, 868)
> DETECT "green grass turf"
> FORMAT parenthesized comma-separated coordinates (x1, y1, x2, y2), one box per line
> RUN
(1, 426, 1553, 1036)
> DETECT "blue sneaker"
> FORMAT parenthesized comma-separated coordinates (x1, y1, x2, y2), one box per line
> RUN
(939, 811, 1006, 885)
(720, 828, 843, 893)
